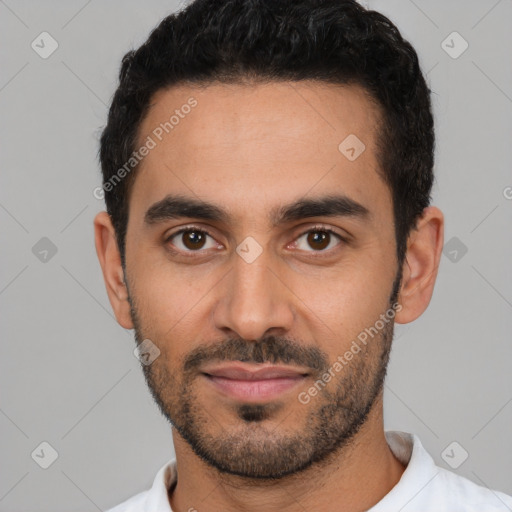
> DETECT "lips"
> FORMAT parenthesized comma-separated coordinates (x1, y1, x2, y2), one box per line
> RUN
(202, 363, 309, 401)
(202, 363, 309, 380)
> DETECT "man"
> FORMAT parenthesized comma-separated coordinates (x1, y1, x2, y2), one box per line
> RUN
(94, 0, 512, 510)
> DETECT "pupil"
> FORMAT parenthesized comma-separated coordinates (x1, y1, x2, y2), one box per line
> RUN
(185, 231, 204, 249)
(309, 231, 328, 250)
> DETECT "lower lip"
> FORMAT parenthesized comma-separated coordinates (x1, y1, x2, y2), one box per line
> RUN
(204, 375, 306, 401)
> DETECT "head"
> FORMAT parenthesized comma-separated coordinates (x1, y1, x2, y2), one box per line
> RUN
(95, 0, 443, 479)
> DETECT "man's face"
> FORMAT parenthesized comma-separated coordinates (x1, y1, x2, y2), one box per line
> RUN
(124, 81, 400, 478)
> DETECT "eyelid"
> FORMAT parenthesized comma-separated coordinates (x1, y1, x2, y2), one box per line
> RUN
(289, 224, 348, 254)
(164, 225, 221, 256)
(294, 223, 349, 241)
(165, 225, 216, 241)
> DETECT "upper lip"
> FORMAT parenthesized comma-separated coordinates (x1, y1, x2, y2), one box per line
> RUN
(202, 363, 309, 380)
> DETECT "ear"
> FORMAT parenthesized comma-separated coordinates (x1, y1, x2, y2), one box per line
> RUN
(93, 211, 134, 329)
(394, 206, 444, 324)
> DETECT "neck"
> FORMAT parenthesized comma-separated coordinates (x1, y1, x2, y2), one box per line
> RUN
(168, 395, 405, 512)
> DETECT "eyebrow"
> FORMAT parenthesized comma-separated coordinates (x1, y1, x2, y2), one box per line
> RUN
(144, 193, 370, 227)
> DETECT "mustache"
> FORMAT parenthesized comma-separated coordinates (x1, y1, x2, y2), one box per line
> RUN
(182, 335, 329, 375)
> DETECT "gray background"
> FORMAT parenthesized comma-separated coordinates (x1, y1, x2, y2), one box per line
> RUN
(1, 0, 511, 510)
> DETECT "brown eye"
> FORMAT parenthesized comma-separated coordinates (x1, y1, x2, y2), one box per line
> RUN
(182, 230, 206, 250)
(295, 228, 343, 253)
(306, 231, 330, 250)
(167, 228, 217, 253)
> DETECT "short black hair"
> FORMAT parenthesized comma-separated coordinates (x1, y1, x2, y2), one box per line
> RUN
(99, 0, 434, 270)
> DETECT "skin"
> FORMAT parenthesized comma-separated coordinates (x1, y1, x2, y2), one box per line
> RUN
(94, 81, 444, 512)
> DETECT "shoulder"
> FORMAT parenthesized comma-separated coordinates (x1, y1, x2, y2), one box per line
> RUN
(378, 431, 512, 511)
(103, 458, 176, 512)
(431, 466, 512, 510)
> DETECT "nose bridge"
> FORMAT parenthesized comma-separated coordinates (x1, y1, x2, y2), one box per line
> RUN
(214, 245, 294, 340)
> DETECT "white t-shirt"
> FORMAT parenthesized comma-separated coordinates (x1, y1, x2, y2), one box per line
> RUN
(105, 430, 512, 511)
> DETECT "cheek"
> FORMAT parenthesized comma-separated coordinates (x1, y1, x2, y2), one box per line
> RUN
(129, 256, 210, 338)
(291, 249, 395, 349)
(132, 238, 212, 302)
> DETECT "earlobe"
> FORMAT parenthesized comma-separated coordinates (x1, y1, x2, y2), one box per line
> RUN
(394, 206, 444, 325)
(93, 211, 134, 329)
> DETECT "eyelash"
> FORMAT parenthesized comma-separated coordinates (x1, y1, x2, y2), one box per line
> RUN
(164, 224, 347, 257)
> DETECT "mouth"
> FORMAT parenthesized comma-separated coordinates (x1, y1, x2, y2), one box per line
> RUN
(201, 362, 310, 402)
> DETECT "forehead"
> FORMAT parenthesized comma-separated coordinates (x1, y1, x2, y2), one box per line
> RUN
(131, 80, 390, 227)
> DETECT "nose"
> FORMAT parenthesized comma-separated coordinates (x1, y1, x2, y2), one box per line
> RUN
(213, 248, 295, 342)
